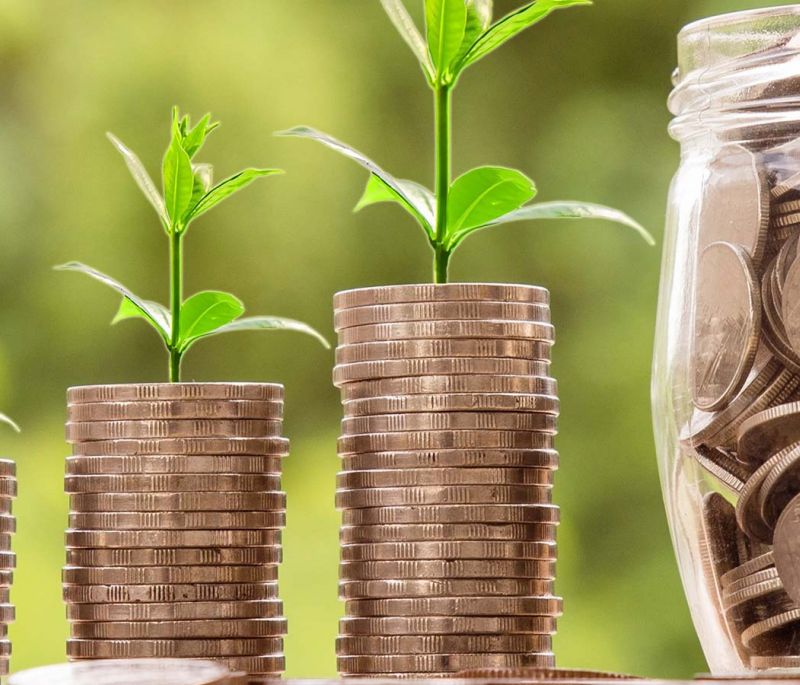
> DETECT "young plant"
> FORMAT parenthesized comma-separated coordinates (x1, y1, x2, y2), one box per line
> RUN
(280, 0, 653, 283)
(58, 108, 329, 382)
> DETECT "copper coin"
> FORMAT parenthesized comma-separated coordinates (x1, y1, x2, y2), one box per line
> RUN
(68, 511, 286, 531)
(336, 653, 555, 673)
(722, 577, 785, 611)
(0, 462, 16, 478)
(692, 447, 747, 494)
(0, 482, 19, 498)
(339, 614, 557, 635)
(341, 375, 557, 401)
(70, 491, 286, 512)
(340, 540, 556, 561)
(343, 393, 559, 417)
(339, 320, 555, 345)
(338, 431, 555, 455)
(722, 566, 780, 596)
(341, 449, 559, 471)
(0, 553, 16, 570)
(212, 655, 285, 675)
(336, 339, 551, 364)
(344, 595, 563, 617)
(339, 578, 554, 600)
(740, 608, 800, 650)
(336, 485, 552, 509)
(339, 522, 558, 544)
(749, 655, 800, 669)
(336, 633, 552, 655)
(457, 668, 639, 680)
(66, 419, 283, 442)
(65, 529, 281, 549)
(334, 284, 549, 309)
(341, 412, 557, 434)
(334, 358, 550, 385)
(70, 619, 287, 640)
(67, 600, 283, 622)
(68, 383, 283, 403)
(73, 438, 289, 457)
(63, 582, 280, 604)
(68, 400, 283, 422)
(66, 546, 281, 567)
(66, 638, 281, 658)
(342, 504, 560, 526)
(62, 564, 278, 585)
(738, 401, 800, 463)
(66, 454, 284, 475)
(65, 473, 281, 493)
(339, 559, 556, 580)
(337, 468, 554, 489)
(721, 551, 775, 588)
(0, 517, 17, 535)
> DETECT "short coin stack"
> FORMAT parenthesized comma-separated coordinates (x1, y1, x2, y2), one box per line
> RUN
(63, 383, 288, 680)
(0, 459, 15, 677)
(333, 284, 561, 678)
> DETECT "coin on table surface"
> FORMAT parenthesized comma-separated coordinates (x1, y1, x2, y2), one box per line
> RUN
(73, 438, 289, 457)
(338, 431, 555, 455)
(334, 284, 550, 309)
(692, 241, 761, 412)
(340, 375, 557, 401)
(339, 578, 554, 600)
(336, 339, 552, 364)
(69, 511, 286, 531)
(213, 655, 285, 675)
(772, 492, 800, 605)
(337, 468, 554, 489)
(62, 564, 278, 585)
(339, 522, 558, 544)
(334, 302, 551, 330)
(68, 383, 284, 404)
(336, 633, 552, 655)
(340, 540, 556, 562)
(738, 401, 800, 463)
(336, 653, 555, 673)
(339, 558, 556, 581)
(341, 449, 559, 472)
(65, 473, 282, 493)
(339, 320, 556, 346)
(67, 638, 282, 659)
(343, 393, 559, 417)
(342, 504, 561, 526)
(66, 546, 281, 567)
(339, 614, 558, 635)
(65, 529, 281, 549)
(70, 491, 286, 512)
(456, 668, 640, 680)
(344, 595, 563, 617)
(68, 400, 284, 422)
(63, 582, 280, 604)
(341, 412, 557, 434)
(70, 618, 288, 640)
(336, 485, 552, 509)
(66, 454, 284, 475)
(66, 419, 284, 442)
(67, 599, 283, 622)
(334, 358, 550, 385)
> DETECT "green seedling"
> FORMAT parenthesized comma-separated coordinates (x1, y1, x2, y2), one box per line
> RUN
(59, 108, 329, 382)
(280, 0, 653, 283)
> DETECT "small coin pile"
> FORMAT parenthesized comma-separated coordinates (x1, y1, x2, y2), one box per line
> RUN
(0, 459, 15, 677)
(333, 284, 561, 678)
(63, 384, 288, 679)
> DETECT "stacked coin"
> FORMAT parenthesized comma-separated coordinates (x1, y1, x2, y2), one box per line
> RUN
(333, 284, 561, 677)
(0, 459, 15, 677)
(64, 384, 288, 680)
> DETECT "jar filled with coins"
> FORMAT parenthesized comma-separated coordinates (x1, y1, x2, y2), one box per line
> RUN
(655, 6, 800, 674)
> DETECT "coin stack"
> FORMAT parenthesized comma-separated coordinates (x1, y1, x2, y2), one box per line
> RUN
(332, 284, 561, 678)
(63, 383, 288, 680)
(0, 459, 15, 677)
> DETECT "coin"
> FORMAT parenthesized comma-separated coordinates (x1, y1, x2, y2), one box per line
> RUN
(340, 522, 558, 544)
(68, 384, 284, 403)
(338, 431, 555, 454)
(344, 595, 563, 617)
(0, 462, 16, 478)
(0, 606, 18, 623)
(722, 577, 785, 611)
(66, 419, 283, 442)
(339, 614, 557, 635)
(74, 438, 289, 457)
(772, 492, 800, 605)
(740, 608, 800, 650)
(693, 446, 747, 493)
(334, 302, 551, 330)
(70, 618, 287, 639)
(63, 565, 278, 585)
(69, 491, 286, 512)
(0, 553, 16, 569)
(65, 473, 282, 493)
(341, 375, 557, 401)
(336, 633, 552, 655)
(339, 578, 554, 600)
(457, 668, 640, 680)
(340, 321, 556, 345)
(336, 653, 555, 673)
(334, 284, 550, 309)
(734, 445, 790, 543)
(67, 599, 283, 622)
(342, 504, 560, 526)
(67, 638, 281, 658)
(336, 339, 551, 364)
(341, 412, 557, 434)
(213, 655, 285, 675)
(340, 541, 556, 561)
(721, 551, 775, 588)
(63, 582, 280, 604)
(68, 400, 283, 422)
(339, 559, 556, 580)
(66, 546, 281, 567)
(0, 482, 18, 498)
(336, 485, 552, 509)
(337, 468, 554, 489)
(66, 454, 284, 475)
(749, 655, 800, 669)
(68, 511, 286, 530)
(334, 358, 550, 384)
(65, 529, 281, 549)
(721, 566, 779, 596)
(783, 250, 800, 357)
(738, 401, 800, 463)
(341, 449, 559, 471)
(344, 393, 559, 417)
(0, 517, 17, 534)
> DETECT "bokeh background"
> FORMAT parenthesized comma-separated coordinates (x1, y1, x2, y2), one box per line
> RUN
(0, 0, 792, 677)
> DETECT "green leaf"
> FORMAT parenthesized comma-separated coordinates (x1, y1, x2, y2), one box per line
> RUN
(380, 0, 435, 83)
(106, 133, 168, 226)
(426, 0, 467, 79)
(182, 315, 331, 351)
(54, 262, 171, 343)
(455, 0, 493, 64)
(190, 163, 214, 208)
(181, 113, 218, 158)
(276, 127, 435, 237)
(177, 291, 245, 351)
(446, 166, 535, 238)
(0, 414, 19, 433)
(184, 168, 282, 224)
(448, 200, 655, 249)
(112, 297, 172, 333)
(355, 175, 436, 239)
(456, 0, 591, 73)
(162, 138, 194, 226)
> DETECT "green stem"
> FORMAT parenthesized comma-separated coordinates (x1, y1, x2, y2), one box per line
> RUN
(433, 85, 452, 284)
(168, 228, 184, 383)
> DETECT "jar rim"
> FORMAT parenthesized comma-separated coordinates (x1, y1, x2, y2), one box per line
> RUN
(679, 4, 800, 40)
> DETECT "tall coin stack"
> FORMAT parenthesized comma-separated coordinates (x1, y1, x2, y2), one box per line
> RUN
(63, 383, 288, 680)
(332, 284, 561, 678)
(0, 459, 16, 677)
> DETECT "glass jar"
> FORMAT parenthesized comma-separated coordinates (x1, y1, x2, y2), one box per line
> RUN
(655, 6, 800, 675)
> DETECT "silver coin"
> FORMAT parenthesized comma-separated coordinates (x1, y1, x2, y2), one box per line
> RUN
(66, 419, 283, 442)
(65, 528, 281, 549)
(339, 558, 556, 580)
(337, 468, 554, 489)
(67, 599, 283, 621)
(334, 358, 550, 384)
(63, 581, 280, 604)
(336, 485, 552, 509)
(343, 393, 559, 417)
(66, 638, 282, 658)
(335, 633, 552, 655)
(336, 339, 551, 364)
(344, 595, 563, 617)
(334, 284, 550, 309)
(338, 577, 554, 599)
(66, 546, 281, 567)
(341, 412, 557, 434)
(341, 449, 559, 471)
(339, 320, 555, 345)
(340, 540, 556, 561)
(62, 564, 278, 585)
(69, 491, 286, 512)
(68, 383, 284, 403)
(66, 454, 284, 475)
(341, 375, 557, 401)
(335, 653, 555, 673)
(338, 431, 555, 455)
(69, 618, 287, 639)
(68, 511, 286, 530)
(73, 438, 289, 457)
(65, 473, 282, 493)
(339, 522, 558, 544)
(342, 504, 560, 526)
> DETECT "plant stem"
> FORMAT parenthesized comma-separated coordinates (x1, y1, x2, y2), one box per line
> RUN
(168, 228, 183, 383)
(433, 85, 452, 284)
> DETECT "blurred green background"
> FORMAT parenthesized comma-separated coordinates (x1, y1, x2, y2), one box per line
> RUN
(0, 0, 793, 678)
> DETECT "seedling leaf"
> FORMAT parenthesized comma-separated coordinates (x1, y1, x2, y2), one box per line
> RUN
(380, 0, 435, 83)
(162, 138, 194, 226)
(178, 290, 245, 351)
(182, 113, 218, 158)
(190, 163, 214, 207)
(455, 0, 493, 66)
(355, 175, 436, 240)
(184, 169, 282, 224)
(113, 298, 172, 336)
(446, 166, 535, 238)
(106, 132, 168, 226)
(0, 414, 19, 433)
(426, 0, 467, 80)
(55, 262, 171, 342)
(183, 315, 331, 351)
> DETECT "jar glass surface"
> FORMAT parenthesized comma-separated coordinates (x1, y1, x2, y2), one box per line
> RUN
(656, 5, 800, 675)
